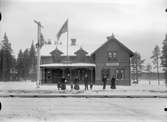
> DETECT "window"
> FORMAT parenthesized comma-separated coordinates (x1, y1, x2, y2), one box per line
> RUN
(46, 70, 52, 81)
(113, 52, 117, 58)
(107, 51, 112, 61)
(115, 69, 125, 80)
(108, 51, 112, 58)
(107, 51, 117, 61)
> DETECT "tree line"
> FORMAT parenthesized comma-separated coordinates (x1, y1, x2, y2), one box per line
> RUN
(131, 35, 167, 86)
(0, 33, 36, 81)
(0, 32, 167, 84)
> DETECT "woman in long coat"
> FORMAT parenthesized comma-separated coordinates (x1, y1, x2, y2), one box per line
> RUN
(74, 76, 80, 90)
(102, 75, 107, 90)
(61, 76, 66, 90)
(111, 75, 116, 89)
(84, 73, 89, 90)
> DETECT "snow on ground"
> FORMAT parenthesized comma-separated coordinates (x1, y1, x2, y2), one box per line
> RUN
(0, 98, 167, 122)
(0, 80, 166, 96)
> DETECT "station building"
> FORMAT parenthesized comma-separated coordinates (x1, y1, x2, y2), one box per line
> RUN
(40, 35, 134, 85)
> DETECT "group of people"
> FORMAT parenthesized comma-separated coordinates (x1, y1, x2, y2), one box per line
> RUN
(57, 73, 116, 91)
(57, 73, 93, 91)
(102, 74, 116, 90)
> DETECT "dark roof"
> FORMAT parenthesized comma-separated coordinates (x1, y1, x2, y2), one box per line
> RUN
(50, 47, 63, 55)
(91, 35, 134, 57)
(74, 47, 88, 55)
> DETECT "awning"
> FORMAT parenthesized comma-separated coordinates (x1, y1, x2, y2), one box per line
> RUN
(40, 63, 96, 68)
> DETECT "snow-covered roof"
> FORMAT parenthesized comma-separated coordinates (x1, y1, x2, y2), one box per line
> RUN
(40, 63, 96, 68)
(40, 43, 94, 56)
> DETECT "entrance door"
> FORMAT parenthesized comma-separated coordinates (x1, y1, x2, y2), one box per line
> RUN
(52, 69, 62, 83)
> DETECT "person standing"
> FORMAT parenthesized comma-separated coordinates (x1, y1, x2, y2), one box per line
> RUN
(67, 73, 73, 90)
(0, 102, 1, 111)
(57, 79, 61, 90)
(90, 80, 93, 90)
(84, 73, 89, 90)
(66, 73, 70, 83)
(102, 74, 107, 90)
(74, 76, 80, 90)
(61, 76, 66, 90)
(111, 75, 116, 89)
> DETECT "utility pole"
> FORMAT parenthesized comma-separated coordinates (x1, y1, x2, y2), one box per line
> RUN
(34, 20, 43, 88)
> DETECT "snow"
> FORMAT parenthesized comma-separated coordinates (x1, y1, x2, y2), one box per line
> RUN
(40, 63, 96, 68)
(0, 98, 167, 122)
(40, 43, 94, 56)
(0, 81, 167, 122)
(0, 80, 166, 96)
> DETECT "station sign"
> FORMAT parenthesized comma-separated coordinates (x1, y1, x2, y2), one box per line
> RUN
(106, 62, 119, 66)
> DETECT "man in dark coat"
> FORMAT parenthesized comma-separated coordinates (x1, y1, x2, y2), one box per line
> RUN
(84, 73, 89, 90)
(102, 75, 107, 90)
(111, 75, 116, 89)
(61, 76, 66, 90)
(66, 73, 73, 90)
(0, 102, 1, 111)
(57, 80, 61, 90)
(74, 76, 80, 90)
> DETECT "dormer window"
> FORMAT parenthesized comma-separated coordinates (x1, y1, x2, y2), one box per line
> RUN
(74, 47, 88, 62)
(50, 47, 63, 63)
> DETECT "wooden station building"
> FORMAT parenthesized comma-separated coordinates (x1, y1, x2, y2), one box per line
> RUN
(40, 35, 134, 85)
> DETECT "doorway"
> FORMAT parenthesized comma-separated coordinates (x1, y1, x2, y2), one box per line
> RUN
(52, 69, 63, 83)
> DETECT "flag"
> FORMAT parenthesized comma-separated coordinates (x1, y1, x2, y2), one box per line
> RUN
(71, 38, 76, 46)
(57, 19, 68, 40)
(36, 32, 45, 48)
(39, 32, 45, 47)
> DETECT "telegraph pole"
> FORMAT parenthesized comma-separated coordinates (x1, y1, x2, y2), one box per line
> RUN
(34, 20, 43, 88)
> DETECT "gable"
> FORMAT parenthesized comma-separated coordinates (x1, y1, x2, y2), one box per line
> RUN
(74, 47, 88, 56)
(50, 47, 63, 56)
(91, 35, 134, 57)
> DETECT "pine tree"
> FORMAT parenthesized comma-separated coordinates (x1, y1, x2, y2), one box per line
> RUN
(23, 49, 30, 80)
(151, 45, 161, 85)
(0, 33, 15, 81)
(161, 34, 167, 86)
(29, 42, 36, 81)
(16, 50, 24, 80)
(145, 63, 152, 85)
(16, 42, 37, 81)
(0, 48, 2, 80)
(131, 52, 145, 84)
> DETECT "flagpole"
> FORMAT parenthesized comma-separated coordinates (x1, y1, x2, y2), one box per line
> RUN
(67, 19, 69, 62)
(34, 20, 43, 88)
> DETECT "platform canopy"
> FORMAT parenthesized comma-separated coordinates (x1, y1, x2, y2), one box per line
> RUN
(40, 63, 96, 68)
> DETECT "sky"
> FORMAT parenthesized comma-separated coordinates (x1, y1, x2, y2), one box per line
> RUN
(0, 0, 167, 66)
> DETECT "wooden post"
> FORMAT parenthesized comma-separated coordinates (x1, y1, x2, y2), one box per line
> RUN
(34, 20, 43, 88)
(90, 68, 92, 83)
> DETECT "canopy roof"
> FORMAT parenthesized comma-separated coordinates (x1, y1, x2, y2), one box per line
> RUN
(40, 63, 96, 68)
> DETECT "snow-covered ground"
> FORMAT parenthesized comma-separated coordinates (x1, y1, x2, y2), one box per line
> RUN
(0, 81, 167, 122)
(0, 98, 167, 122)
(0, 80, 166, 96)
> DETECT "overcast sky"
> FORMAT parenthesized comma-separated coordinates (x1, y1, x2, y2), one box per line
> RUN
(0, 0, 167, 65)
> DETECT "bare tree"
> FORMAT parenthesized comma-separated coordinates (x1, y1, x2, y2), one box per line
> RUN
(151, 45, 161, 85)
(145, 63, 152, 85)
(161, 34, 167, 86)
(131, 52, 145, 84)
